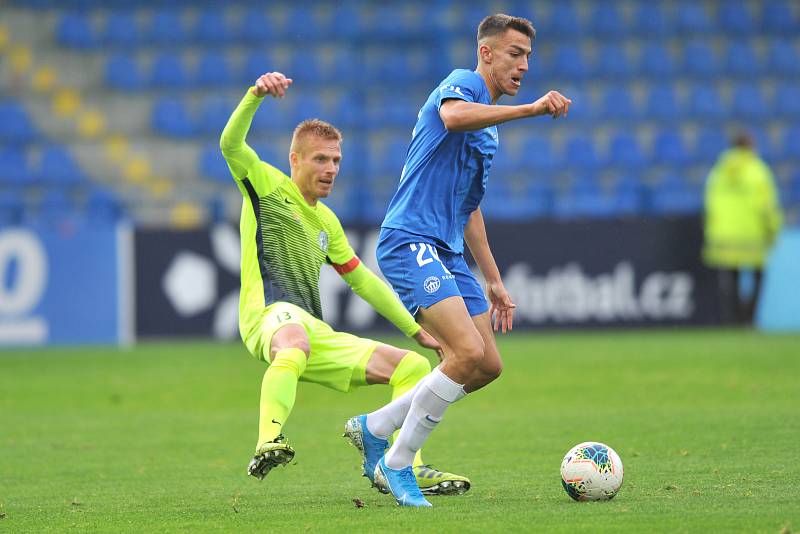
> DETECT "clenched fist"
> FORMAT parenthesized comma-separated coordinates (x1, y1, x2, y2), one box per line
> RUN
(251, 72, 293, 98)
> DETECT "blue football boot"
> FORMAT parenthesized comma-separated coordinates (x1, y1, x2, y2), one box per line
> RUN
(343, 415, 389, 488)
(373, 456, 432, 507)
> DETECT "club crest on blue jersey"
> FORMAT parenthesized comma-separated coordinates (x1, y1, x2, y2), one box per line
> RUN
(318, 231, 328, 252)
(423, 276, 440, 294)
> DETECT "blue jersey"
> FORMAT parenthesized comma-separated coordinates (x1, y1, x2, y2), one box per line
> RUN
(381, 69, 499, 254)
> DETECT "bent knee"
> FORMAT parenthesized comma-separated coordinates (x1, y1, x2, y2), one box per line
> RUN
(452, 340, 486, 368)
(269, 326, 311, 360)
(482, 359, 503, 381)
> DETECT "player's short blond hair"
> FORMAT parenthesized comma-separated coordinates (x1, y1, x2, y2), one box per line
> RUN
(290, 119, 343, 154)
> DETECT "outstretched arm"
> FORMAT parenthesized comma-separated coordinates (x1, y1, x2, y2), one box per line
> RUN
(439, 90, 571, 132)
(464, 208, 516, 333)
(220, 72, 293, 180)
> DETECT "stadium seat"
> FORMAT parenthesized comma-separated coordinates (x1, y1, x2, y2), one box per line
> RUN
(780, 126, 800, 161)
(199, 143, 232, 183)
(638, 43, 678, 78)
(0, 148, 33, 185)
(586, 1, 625, 36)
(719, 1, 757, 35)
(150, 52, 190, 88)
(151, 97, 196, 138)
(631, 3, 671, 37)
(724, 41, 762, 78)
(241, 50, 275, 84)
(545, 1, 581, 37)
(39, 145, 86, 184)
(595, 44, 634, 79)
(194, 51, 234, 87)
(682, 40, 721, 77)
(644, 85, 681, 122)
(86, 187, 122, 222)
(776, 82, 800, 118)
(521, 135, 560, 172)
(56, 12, 99, 49)
(767, 39, 800, 76)
(607, 131, 647, 169)
(674, 3, 715, 34)
(650, 178, 702, 214)
(652, 130, 690, 167)
(330, 3, 365, 39)
(761, 1, 797, 33)
(192, 8, 233, 44)
(288, 50, 323, 84)
(105, 54, 147, 91)
(196, 96, 233, 135)
(693, 127, 728, 164)
(148, 10, 188, 45)
(0, 190, 24, 225)
(686, 84, 726, 121)
(551, 44, 593, 80)
(731, 83, 771, 121)
(0, 101, 36, 145)
(563, 134, 601, 171)
(36, 189, 77, 224)
(238, 7, 272, 43)
(103, 11, 143, 47)
(285, 94, 324, 126)
(599, 86, 639, 122)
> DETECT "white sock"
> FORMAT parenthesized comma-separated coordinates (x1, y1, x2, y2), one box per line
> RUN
(365, 375, 429, 439)
(384, 367, 465, 470)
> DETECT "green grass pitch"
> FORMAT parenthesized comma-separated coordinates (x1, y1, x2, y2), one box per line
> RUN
(1, 330, 798, 532)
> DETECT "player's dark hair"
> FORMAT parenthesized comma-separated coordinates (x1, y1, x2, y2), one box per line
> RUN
(477, 14, 536, 43)
(291, 119, 343, 153)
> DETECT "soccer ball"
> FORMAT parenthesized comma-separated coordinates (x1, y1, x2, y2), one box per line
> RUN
(560, 442, 624, 501)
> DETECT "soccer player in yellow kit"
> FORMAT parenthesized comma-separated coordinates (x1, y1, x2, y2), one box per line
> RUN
(220, 71, 470, 494)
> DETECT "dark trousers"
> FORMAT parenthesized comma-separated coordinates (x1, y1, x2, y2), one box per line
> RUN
(717, 268, 763, 326)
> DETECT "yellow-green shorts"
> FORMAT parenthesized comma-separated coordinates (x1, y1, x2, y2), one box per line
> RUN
(245, 301, 378, 393)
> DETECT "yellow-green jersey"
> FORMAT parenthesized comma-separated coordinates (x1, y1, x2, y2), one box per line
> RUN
(220, 89, 420, 357)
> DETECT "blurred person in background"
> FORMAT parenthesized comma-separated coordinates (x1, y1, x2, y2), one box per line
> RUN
(703, 131, 783, 326)
(220, 72, 470, 495)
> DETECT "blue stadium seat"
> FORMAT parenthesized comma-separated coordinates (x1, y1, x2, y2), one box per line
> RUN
(607, 131, 647, 169)
(521, 135, 560, 173)
(368, 137, 408, 176)
(682, 40, 721, 77)
(632, 3, 671, 36)
(0, 190, 23, 225)
(650, 175, 702, 214)
(776, 82, 800, 118)
(599, 86, 639, 122)
(105, 54, 147, 91)
(551, 44, 593, 79)
(686, 84, 726, 121)
(553, 182, 622, 220)
(150, 52, 190, 88)
(644, 85, 681, 122)
(148, 10, 187, 45)
(103, 11, 143, 47)
(86, 187, 122, 222)
(725, 41, 762, 77)
(780, 126, 800, 161)
(285, 94, 324, 126)
(196, 96, 232, 135)
(652, 130, 690, 167)
(719, 1, 757, 34)
(192, 8, 233, 44)
(240, 50, 274, 84)
(36, 189, 77, 224)
(331, 3, 364, 39)
(545, 1, 581, 37)
(638, 43, 677, 78)
(194, 51, 234, 86)
(238, 8, 272, 42)
(731, 83, 771, 121)
(587, 1, 625, 36)
(694, 127, 728, 164)
(483, 181, 550, 221)
(366, 96, 417, 129)
(767, 39, 800, 76)
(761, 1, 797, 33)
(0, 148, 33, 184)
(595, 44, 633, 79)
(674, 2, 715, 34)
(199, 143, 231, 183)
(151, 97, 196, 138)
(0, 101, 36, 145)
(39, 145, 86, 184)
(289, 50, 324, 84)
(563, 134, 601, 171)
(57, 12, 99, 48)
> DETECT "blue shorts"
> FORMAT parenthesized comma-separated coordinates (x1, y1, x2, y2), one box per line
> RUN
(376, 227, 489, 317)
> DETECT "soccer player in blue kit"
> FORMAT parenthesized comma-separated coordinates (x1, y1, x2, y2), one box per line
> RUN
(344, 14, 572, 506)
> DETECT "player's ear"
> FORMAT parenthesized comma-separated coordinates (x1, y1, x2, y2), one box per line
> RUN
(289, 151, 298, 168)
(479, 43, 493, 64)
